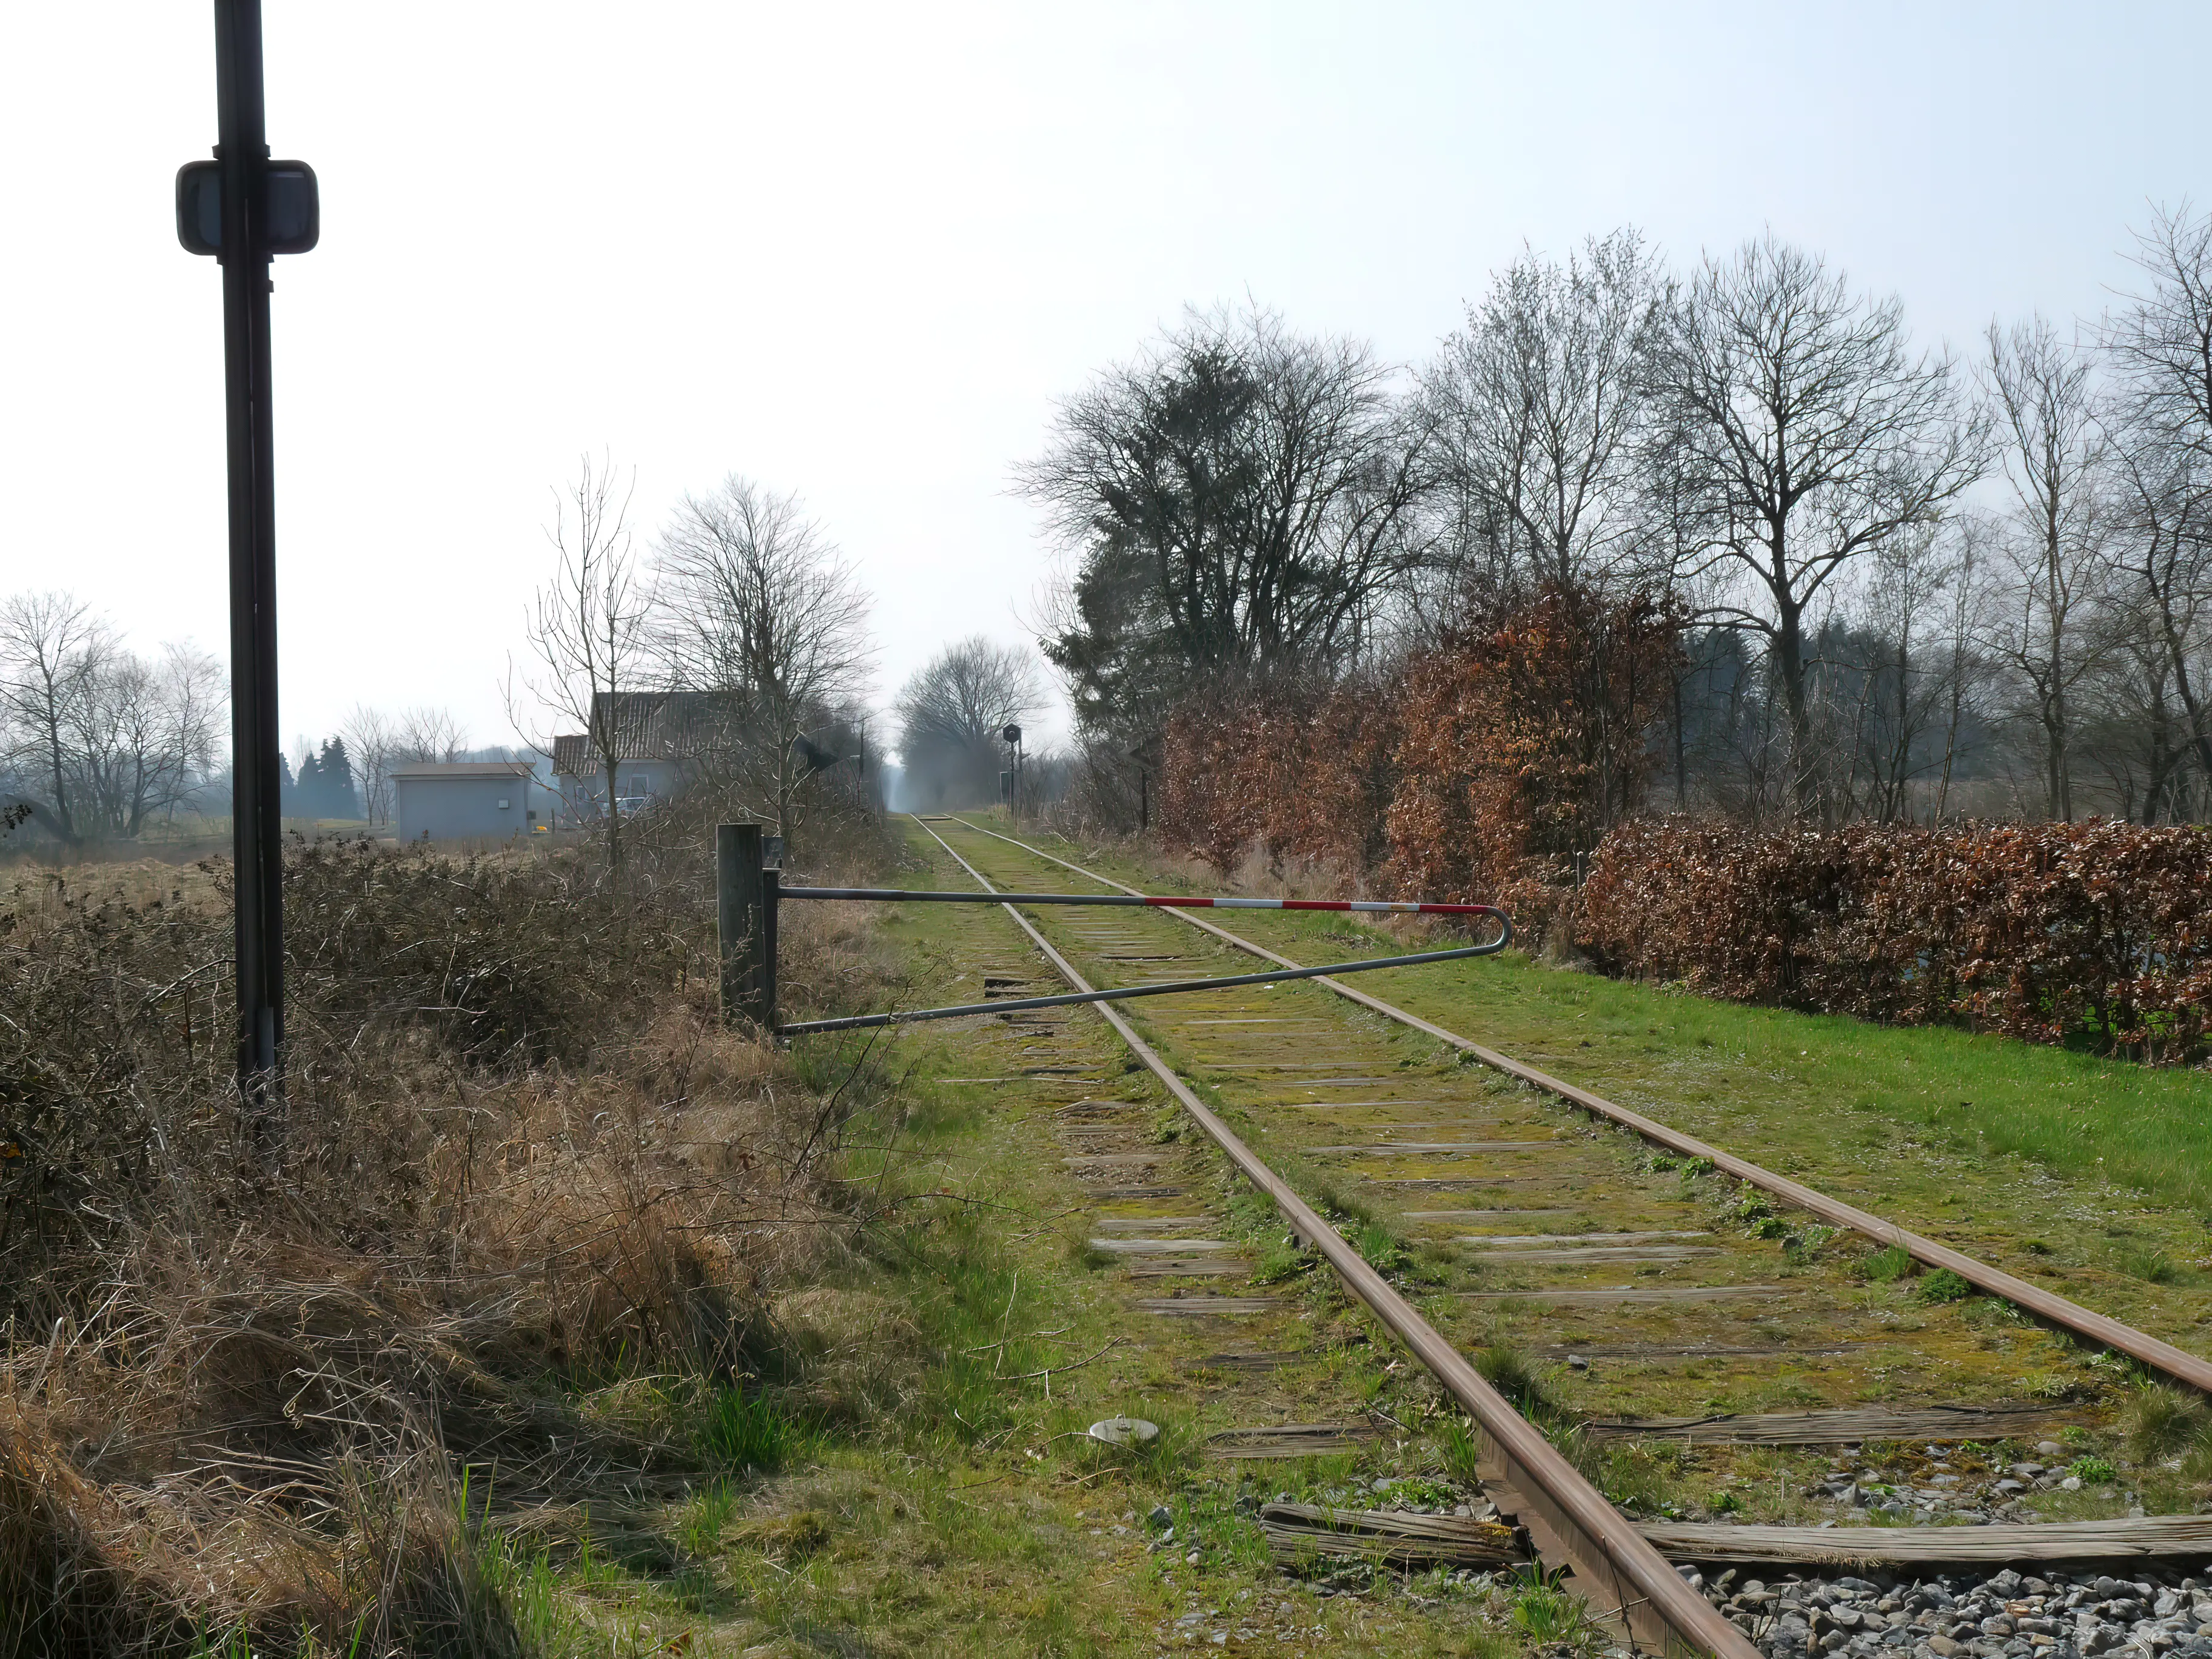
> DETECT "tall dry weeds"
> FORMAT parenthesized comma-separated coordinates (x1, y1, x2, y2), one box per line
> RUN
(0, 804, 899, 1656)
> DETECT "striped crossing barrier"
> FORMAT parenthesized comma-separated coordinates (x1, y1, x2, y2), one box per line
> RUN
(782, 885, 1500, 918)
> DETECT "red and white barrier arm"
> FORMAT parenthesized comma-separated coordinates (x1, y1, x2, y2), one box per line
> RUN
(780, 885, 1500, 917)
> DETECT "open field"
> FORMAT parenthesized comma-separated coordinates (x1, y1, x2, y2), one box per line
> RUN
(9, 814, 2212, 1658)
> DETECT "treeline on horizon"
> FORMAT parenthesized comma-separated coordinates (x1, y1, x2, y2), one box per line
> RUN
(12, 207, 2212, 869)
(1019, 209, 2212, 845)
(1014, 208, 2212, 1056)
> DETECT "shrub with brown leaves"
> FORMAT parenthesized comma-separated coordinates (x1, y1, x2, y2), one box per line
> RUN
(1153, 586, 1677, 943)
(1580, 818, 2212, 1061)
(1156, 674, 1401, 878)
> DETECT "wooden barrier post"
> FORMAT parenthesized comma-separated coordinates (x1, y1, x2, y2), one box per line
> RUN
(716, 823, 766, 1029)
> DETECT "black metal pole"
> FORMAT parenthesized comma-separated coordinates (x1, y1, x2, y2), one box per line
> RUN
(214, 0, 285, 1127)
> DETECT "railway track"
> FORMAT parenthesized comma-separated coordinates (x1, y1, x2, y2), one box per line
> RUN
(879, 814, 2212, 1659)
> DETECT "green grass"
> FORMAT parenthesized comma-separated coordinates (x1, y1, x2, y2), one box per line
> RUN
(1915, 1267, 1976, 1304)
(1861, 1244, 1914, 1282)
(1343, 938, 2212, 1216)
(1504, 1563, 1598, 1649)
(699, 1382, 803, 1471)
(1472, 1344, 1560, 1424)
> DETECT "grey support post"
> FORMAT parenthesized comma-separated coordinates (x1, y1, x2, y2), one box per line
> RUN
(760, 868, 779, 1033)
(716, 823, 768, 1029)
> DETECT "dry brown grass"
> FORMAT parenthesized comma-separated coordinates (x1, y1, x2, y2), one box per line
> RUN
(0, 805, 900, 1657)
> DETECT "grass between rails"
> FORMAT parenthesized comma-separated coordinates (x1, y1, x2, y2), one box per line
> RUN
(665, 885, 1551, 1659)
(1005, 820, 2212, 1355)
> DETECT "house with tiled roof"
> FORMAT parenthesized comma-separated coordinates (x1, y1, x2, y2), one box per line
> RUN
(550, 691, 723, 814)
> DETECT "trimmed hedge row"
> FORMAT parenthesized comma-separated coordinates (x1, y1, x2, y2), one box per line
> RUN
(1578, 819, 2212, 1061)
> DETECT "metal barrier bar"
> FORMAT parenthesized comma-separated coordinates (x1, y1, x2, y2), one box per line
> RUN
(776, 932, 1510, 1036)
(782, 885, 1501, 917)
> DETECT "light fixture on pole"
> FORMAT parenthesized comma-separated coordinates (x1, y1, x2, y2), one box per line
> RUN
(1000, 722, 1024, 816)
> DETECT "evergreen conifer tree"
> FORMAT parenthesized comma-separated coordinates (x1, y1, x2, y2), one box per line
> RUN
(317, 736, 358, 818)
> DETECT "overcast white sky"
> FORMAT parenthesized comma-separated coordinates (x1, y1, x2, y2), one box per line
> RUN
(4, 2, 2205, 760)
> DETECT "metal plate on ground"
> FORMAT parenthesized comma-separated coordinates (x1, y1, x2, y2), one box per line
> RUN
(1087, 1416, 1159, 1447)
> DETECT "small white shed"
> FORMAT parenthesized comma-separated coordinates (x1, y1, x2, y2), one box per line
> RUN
(391, 762, 545, 843)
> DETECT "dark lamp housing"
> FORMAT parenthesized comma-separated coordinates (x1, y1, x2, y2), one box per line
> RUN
(175, 159, 320, 256)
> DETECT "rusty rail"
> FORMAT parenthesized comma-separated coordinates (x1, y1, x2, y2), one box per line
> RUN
(910, 815, 1754, 1659)
(941, 816, 2212, 1400)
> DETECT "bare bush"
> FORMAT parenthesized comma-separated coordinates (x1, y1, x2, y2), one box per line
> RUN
(0, 806, 897, 1654)
(652, 475, 876, 835)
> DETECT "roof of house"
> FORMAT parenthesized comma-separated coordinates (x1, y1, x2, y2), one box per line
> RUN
(550, 735, 591, 778)
(389, 762, 538, 780)
(549, 691, 726, 776)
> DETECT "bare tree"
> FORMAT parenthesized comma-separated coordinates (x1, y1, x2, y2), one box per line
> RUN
(2102, 449, 2212, 813)
(1649, 237, 1985, 819)
(894, 636, 1044, 808)
(0, 595, 222, 842)
(1980, 315, 2112, 819)
(654, 474, 875, 834)
(1931, 517, 1994, 823)
(2077, 625, 2193, 821)
(509, 454, 650, 869)
(153, 642, 226, 827)
(1851, 525, 1967, 822)
(395, 706, 468, 764)
(2103, 204, 2212, 800)
(75, 642, 224, 837)
(339, 704, 399, 825)
(1422, 229, 1668, 595)
(0, 591, 112, 842)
